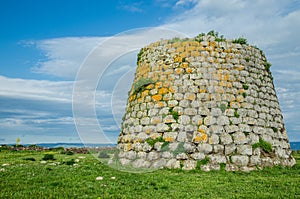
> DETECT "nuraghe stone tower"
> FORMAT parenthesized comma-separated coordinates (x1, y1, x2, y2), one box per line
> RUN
(116, 33, 295, 171)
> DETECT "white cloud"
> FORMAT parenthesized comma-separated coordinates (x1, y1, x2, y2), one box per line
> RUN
(119, 2, 143, 13)
(175, 0, 198, 7)
(0, 75, 73, 102)
(32, 37, 104, 79)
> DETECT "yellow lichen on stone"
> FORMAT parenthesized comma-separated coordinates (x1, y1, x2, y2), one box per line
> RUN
(142, 90, 149, 98)
(193, 132, 208, 143)
(215, 86, 225, 94)
(186, 46, 196, 52)
(133, 138, 142, 144)
(181, 62, 189, 68)
(129, 94, 136, 102)
(176, 46, 185, 53)
(150, 133, 161, 140)
(180, 52, 188, 58)
(218, 73, 230, 81)
(157, 101, 165, 108)
(191, 51, 200, 57)
(199, 89, 207, 93)
(185, 93, 196, 101)
(164, 137, 175, 142)
(209, 41, 216, 48)
(124, 144, 132, 151)
(155, 82, 163, 89)
(145, 84, 154, 90)
(145, 128, 152, 134)
(235, 65, 244, 70)
(189, 41, 200, 46)
(152, 94, 162, 101)
(137, 97, 144, 103)
(176, 68, 183, 74)
(174, 55, 182, 62)
(163, 82, 170, 88)
(236, 95, 244, 103)
(239, 89, 245, 94)
(172, 42, 180, 48)
(186, 68, 193, 73)
(169, 87, 176, 93)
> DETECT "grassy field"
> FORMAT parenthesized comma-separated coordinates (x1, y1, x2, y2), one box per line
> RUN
(0, 148, 299, 199)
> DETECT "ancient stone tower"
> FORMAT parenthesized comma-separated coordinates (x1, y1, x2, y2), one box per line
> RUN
(116, 32, 295, 171)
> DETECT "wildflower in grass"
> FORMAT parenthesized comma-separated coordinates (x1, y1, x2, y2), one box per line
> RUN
(111, 176, 116, 180)
(78, 156, 85, 159)
(96, 176, 103, 181)
(75, 159, 80, 162)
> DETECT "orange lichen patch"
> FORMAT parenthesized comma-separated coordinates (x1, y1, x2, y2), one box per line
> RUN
(164, 137, 175, 142)
(189, 41, 200, 46)
(129, 94, 136, 102)
(141, 90, 149, 98)
(150, 133, 161, 140)
(191, 51, 200, 57)
(176, 46, 185, 53)
(235, 65, 244, 70)
(163, 82, 170, 88)
(137, 97, 144, 103)
(186, 68, 193, 73)
(145, 84, 154, 90)
(158, 87, 169, 95)
(185, 93, 196, 101)
(173, 55, 182, 62)
(197, 120, 203, 125)
(152, 94, 162, 101)
(145, 128, 152, 134)
(155, 82, 163, 89)
(176, 68, 183, 74)
(226, 82, 233, 88)
(151, 118, 161, 125)
(172, 42, 180, 48)
(133, 138, 142, 144)
(218, 73, 230, 81)
(160, 75, 167, 82)
(219, 81, 226, 87)
(199, 89, 207, 93)
(165, 69, 173, 75)
(169, 87, 176, 93)
(236, 95, 244, 103)
(209, 41, 216, 48)
(153, 65, 160, 71)
(168, 75, 175, 81)
(157, 101, 165, 108)
(180, 52, 188, 58)
(225, 49, 232, 53)
(215, 87, 225, 94)
(193, 132, 208, 143)
(181, 62, 189, 68)
(124, 144, 132, 151)
(186, 46, 196, 52)
(198, 128, 206, 134)
(239, 89, 245, 94)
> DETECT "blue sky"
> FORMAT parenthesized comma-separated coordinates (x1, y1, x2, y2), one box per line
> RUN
(0, 0, 300, 144)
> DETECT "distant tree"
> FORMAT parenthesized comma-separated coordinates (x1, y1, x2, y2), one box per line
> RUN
(16, 138, 21, 146)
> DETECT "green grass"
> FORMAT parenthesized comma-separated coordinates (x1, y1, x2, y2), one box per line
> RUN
(0, 149, 299, 198)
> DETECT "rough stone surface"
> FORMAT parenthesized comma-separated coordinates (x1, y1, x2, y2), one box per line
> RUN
(114, 34, 295, 171)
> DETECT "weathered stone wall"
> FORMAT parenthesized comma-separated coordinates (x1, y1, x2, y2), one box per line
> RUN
(115, 35, 295, 171)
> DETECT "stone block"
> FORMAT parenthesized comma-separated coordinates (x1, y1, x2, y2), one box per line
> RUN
(231, 155, 249, 166)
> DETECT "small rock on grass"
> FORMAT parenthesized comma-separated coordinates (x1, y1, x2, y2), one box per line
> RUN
(96, 176, 104, 181)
